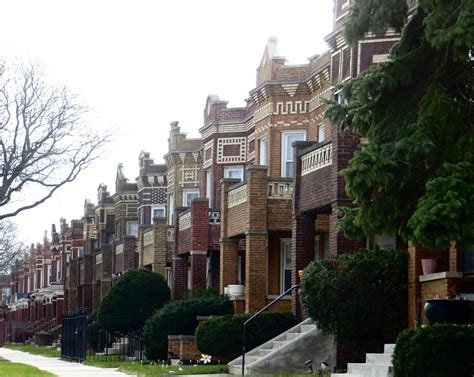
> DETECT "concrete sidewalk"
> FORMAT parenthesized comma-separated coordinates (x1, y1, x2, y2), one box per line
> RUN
(0, 347, 136, 376)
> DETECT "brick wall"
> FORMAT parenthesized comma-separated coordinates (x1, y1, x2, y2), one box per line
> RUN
(167, 335, 202, 361)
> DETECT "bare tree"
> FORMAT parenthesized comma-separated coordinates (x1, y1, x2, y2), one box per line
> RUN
(0, 60, 110, 220)
(0, 220, 27, 274)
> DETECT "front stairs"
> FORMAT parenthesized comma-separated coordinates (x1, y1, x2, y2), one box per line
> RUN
(228, 318, 335, 374)
(331, 344, 395, 377)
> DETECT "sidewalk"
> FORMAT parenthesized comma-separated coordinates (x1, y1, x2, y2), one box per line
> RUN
(0, 347, 136, 377)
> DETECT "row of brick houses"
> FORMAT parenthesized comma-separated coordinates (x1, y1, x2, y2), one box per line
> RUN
(4, 0, 400, 340)
(3, 0, 470, 360)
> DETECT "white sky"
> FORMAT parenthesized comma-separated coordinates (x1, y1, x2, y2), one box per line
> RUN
(1, 0, 334, 244)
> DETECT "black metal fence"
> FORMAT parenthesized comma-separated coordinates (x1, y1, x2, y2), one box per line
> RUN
(61, 312, 86, 362)
(61, 311, 143, 362)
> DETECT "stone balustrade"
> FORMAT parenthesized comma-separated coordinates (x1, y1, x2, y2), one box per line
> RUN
(301, 142, 332, 176)
(228, 184, 248, 208)
(267, 180, 293, 199)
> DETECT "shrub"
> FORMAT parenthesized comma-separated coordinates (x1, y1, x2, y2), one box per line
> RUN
(300, 249, 407, 356)
(393, 324, 474, 377)
(97, 269, 171, 336)
(143, 295, 233, 361)
(196, 312, 298, 361)
(86, 312, 105, 352)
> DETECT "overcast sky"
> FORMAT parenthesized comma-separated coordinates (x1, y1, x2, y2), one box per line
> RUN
(1, 0, 334, 244)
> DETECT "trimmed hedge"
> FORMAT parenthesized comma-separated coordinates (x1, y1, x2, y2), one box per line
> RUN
(143, 295, 233, 361)
(300, 249, 407, 355)
(196, 312, 298, 361)
(97, 269, 170, 336)
(393, 324, 474, 377)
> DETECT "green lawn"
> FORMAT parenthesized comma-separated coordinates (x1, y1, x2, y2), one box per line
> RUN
(4, 344, 60, 358)
(0, 356, 55, 376)
(83, 361, 228, 375)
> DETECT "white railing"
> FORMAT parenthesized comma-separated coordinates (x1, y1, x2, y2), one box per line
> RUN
(228, 184, 248, 208)
(301, 142, 332, 176)
(179, 212, 191, 231)
(267, 180, 293, 199)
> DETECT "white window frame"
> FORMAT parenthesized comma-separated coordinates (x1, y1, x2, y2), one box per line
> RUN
(126, 221, 139, 237)
(168, 193, 174, 225)
(280, 238, 292, 293)
(34, 273, 38, 290)
(318, 123, 325, 143)
(224, 165, 244, 181)
(151, 205, 166, 219)
(259, 137, 268, 165)
(205, 170, 213, 207)
(281, 131, 306, 177)
(47, 265, 52, 285)
(182, 189, 199, 207)
(57, 259, 61, 281)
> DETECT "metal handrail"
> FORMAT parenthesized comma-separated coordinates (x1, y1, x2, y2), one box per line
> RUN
(241, 284, 299, 376)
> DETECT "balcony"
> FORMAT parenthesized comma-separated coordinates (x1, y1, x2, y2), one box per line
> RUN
(301, 142, 332, 176)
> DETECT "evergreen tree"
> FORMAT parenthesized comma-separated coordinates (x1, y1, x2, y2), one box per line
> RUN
(326, 0, 474, 249)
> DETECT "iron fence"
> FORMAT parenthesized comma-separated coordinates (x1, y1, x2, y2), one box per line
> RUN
(61, 311, 143, 362)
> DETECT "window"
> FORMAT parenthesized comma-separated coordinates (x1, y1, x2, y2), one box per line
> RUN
(34, 273, 38, 290)
(281, 131, 306, 177)
(183, 189, 199, 207)
(169, 193, 174, 225)
(318, 124, 325, 143)
(462, 244, 474, 273)
(152, 205, 166, 219)
(280, 239, 292, 293)
(259, 137, 268, 165)
(206, 170, 213, 207)
(47, 265, 52, 284)
(224, 165, 244, 181)
(57, 259, 61, 281)
(126, 221, 138, 236)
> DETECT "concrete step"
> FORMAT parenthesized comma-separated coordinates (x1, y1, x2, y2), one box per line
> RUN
(366, 353, 393, 365)
(245, 356, 259, 364)
(300, 324, 315, 333)
(285, 332, 299, 340)
(271, 340, 288, 349)
(255, 349, 272, 357)
(384, 344, 396, 354)
(331, 374, 362, 377)
(347, 362, 393, 377)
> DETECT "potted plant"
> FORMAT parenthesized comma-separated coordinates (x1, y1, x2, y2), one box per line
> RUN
(420, 257, 437, 274)
(423, 296, 470, 325)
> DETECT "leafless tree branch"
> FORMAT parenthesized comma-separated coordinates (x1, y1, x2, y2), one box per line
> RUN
(0, 60, 111, 220)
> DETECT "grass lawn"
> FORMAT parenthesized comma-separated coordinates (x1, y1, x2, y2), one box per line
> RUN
(83, 360, 228, 375)
(4, 344, 60, 358)
(0, 356, 55, 376)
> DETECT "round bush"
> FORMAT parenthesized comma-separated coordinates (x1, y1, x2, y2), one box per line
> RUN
(143, 295, 233, 361)
(393, 324, 474, 377)
(196, 312, 298, 361)
(97, 269, 171, 336)
(300, 249, 407, 354)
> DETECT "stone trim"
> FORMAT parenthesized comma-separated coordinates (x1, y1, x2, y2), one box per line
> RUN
(419, 271, 463, 283)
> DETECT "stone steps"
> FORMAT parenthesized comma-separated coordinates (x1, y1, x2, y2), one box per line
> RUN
(228, 318, 335, 374)
(331, 343, 395, 377)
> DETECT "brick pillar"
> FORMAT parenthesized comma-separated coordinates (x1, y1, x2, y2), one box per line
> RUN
(245, 231, 268, 313)
(56, 296, 64, 323)
(123, 236, 137, 272)
(190, 251, 207, 291)
(291, 213, 315, 319)
(220, 238, 239, 294)
(152, 218, 168, 277)
(172, 255, 188, 299)
(100, 244, 113, 302)
(449, 241, 458, 271)
(190, 199, 210, 291)
(68, 258, 78, 312)
(245, 166, 268, 313)
(408, 242, 439, 328)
